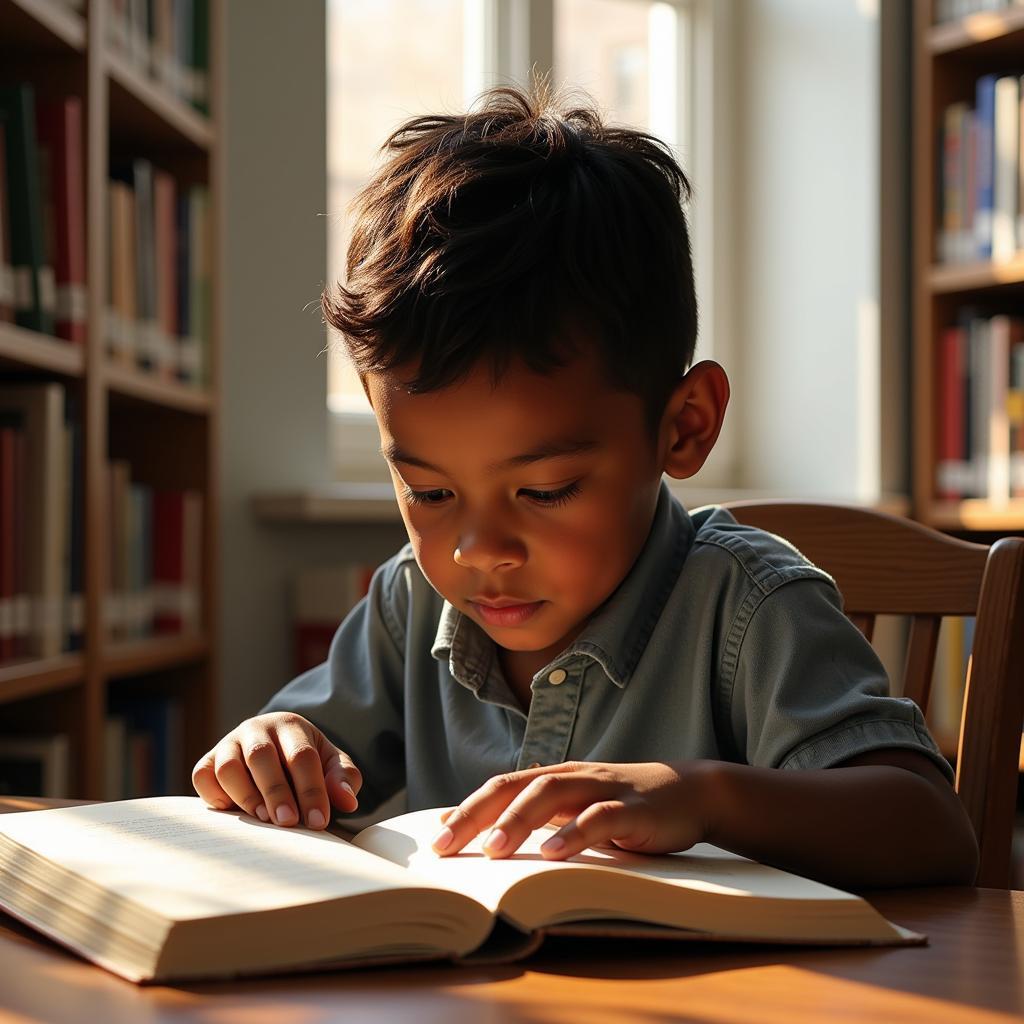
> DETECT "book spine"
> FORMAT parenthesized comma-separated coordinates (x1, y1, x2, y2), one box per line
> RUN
(991, 76, 1020, 263)
(974, 74, 997, 263)
(0, 127, 13, 321)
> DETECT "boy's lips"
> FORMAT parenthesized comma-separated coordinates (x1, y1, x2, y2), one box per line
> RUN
(468, 597, 544, 627)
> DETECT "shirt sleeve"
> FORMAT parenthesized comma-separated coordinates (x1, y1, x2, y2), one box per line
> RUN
(724, 575, 954, 782)
(259, 556, 411, 814)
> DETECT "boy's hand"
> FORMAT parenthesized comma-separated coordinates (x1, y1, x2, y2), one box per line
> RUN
(191, 712, 361, 830)
(431, 760, 714, 860)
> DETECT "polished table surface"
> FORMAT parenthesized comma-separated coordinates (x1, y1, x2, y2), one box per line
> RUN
(1, 798, 1022, 1023)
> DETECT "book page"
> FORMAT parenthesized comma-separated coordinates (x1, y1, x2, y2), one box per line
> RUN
(0, 796, 451, 921)
(353, 807, 859, 916)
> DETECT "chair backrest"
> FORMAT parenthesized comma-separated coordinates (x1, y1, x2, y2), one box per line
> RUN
(720, 500, 1024, 888)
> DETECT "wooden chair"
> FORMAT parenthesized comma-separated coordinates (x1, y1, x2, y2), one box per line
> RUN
(719, 501, 1024, 888)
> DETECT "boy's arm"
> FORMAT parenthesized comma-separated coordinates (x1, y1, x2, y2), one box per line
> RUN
(432, 750, 980, 889)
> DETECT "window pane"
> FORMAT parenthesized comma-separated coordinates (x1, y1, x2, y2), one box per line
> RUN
(554, 0, 682, 150)
(326, 0, 465, 413)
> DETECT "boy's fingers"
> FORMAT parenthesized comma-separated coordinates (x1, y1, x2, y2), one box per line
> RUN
(321, 746, 362, 814)
(191, 751, 234, 810)
(434, 764, 578, 856)
(540, 800, 643, 861)
(239, 729, 302, 826)
(211, 738, 274, 822)
(474, 775, 599, 859)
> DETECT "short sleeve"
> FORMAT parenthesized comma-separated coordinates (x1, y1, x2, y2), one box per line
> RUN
(724, 576, 954, 782)
(259, 558, 410, 813)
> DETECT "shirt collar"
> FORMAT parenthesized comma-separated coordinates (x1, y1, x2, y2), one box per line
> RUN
(431, 480, 696, 691)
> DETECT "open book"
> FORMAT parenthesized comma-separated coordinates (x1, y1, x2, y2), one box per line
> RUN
(0, 796, 922, 983)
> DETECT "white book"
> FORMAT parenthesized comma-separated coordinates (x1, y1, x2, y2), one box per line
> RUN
(992, 76, 1020, 263)
(987, 316, 1012, 503)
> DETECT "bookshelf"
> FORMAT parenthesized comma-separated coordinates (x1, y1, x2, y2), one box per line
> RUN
(0, 0, 222, 800)
(912, 0, 1024, 532)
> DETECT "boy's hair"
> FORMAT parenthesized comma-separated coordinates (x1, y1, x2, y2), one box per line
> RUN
(323, 78, 697, 431)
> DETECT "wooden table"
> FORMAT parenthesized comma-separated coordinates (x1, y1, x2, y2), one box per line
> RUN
(1, 799, 1022, 1023)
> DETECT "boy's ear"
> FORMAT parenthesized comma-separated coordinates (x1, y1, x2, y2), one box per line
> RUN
(660, 360, 730, 480)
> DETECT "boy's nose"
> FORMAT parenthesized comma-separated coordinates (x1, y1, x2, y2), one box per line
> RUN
(453, 527, 526, 572)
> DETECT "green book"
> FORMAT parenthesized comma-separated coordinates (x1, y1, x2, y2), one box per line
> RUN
(0, 84, 55, 336)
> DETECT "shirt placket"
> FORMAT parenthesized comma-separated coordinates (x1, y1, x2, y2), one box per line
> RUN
(516, 664, 584, 769)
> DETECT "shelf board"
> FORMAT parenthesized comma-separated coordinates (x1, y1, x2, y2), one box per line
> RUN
(929, 8, 1024, 56)
(0, 322, 85, 377)
(103, 634, 208, 680)
(106, 47, 213, 152)
(104, 362, 212, 414)
(0, 0, 86, 53)
(0, 653, 84, 705)
(928, 257, 1024, 293)
(252, 482, 402, 524)
(925, 499, 1024, 532)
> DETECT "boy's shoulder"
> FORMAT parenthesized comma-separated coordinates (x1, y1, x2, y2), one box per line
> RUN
(685, 504, 835, 598)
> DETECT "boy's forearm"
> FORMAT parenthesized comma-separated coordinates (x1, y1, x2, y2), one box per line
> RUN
(699, 760, 979, 889)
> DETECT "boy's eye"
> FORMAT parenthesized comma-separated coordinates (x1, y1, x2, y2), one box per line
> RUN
(403, 487, 452, 506)
(519, 481, 582, 507)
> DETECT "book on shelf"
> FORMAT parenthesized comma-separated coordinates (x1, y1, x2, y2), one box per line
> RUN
(105, 461, 202, 642)
(925, 616, 973, 746)
(107, 0, 210, 114)
(0, 84, 55, 336)
(937, 72, 1023, 266)
(935, 311, 1024, 500)
(0, 383, 77, 661)
(0, 797, 923, 985)
(0, 126, 12, 322)
(293, 564, 376, 675)
(107, 160, 210, 386)
(0, 735, 69, 799)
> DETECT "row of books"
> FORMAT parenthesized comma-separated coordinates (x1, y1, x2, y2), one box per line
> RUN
(107, 160, 211, 387)
(292, 564, 377, 675)
(935, 0, 1024, 22)
(0, 84, 86, 342)
(935, 312, 1024, 500)
(106, 462, 203, 642)
(938, 73, 1024, 265)
(0, 693, 185, 799)
(0, 383, 82, 663)
(108, 0, 211, 115)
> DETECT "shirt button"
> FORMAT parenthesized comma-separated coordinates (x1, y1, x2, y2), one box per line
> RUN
(548, 668, 568, 685)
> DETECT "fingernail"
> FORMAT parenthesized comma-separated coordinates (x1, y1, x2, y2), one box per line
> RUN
(275, 805, 295, 825)
(254, 804, 269, 822)
(307, 809, 326, 829)
(341, 781, 356, 800)
(484, 828, 508, 854)
(541, 834, 566, 855)
(432, 826, 454, 852)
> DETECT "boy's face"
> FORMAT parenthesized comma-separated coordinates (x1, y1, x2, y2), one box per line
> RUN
(366, 351, 666, 674)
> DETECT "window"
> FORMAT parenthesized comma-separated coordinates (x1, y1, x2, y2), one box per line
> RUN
(327, 0, 704, 482)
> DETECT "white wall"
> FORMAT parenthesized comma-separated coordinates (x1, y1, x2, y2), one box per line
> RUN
(221, 0, 406, 730)
(732, 0, 880, 500)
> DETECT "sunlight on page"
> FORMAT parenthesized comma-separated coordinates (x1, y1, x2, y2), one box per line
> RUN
(0, 797, 443, 919)
(353, 808, 858, 915)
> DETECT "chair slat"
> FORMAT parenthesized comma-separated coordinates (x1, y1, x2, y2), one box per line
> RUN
(902, 614, 941, 710)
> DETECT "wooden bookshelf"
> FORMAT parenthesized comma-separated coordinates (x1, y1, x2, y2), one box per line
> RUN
(0, 0, 222, 800)
(911, 0, 1024, 532)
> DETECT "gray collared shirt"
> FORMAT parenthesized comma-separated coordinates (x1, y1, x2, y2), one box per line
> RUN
(262, 482, 952, 815)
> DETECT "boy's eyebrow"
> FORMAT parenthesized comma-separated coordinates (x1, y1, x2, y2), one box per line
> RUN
(382, 438, 599, 473)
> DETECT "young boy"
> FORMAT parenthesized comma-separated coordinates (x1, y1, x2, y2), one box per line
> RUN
(193, 82, 978, 889)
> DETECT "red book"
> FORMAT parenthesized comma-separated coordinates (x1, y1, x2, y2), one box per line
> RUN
(937, 325, 966, 500)
(36, 97, 86, 344)
(152, 489, 184, 633)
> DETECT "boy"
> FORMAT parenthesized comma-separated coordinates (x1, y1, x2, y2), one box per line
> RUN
(193, 82, 978, 888)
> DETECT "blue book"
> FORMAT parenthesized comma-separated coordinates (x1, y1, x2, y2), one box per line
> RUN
(974, 74, 997, 262)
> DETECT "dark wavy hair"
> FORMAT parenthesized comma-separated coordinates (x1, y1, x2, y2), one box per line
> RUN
(323, 77, 697, 431)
